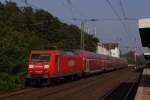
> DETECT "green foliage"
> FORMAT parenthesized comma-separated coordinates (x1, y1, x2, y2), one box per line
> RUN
(121, 51, 145, 65)
(0, 73, 21, 90)
(0, 2, 99, 90)
(136, 54, 145, 65)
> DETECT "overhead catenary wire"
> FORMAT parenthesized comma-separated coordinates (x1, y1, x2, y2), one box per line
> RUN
(16, 1, 138, 22)
(65, 0, 97, 49)
(105, 0, 136, 52)
(61, 0, 138, 50)
(65, 0, 85, 19)
(119, 0, 141, 52)
(65, 0, 75, 20)
(119, 0, 127, 19)
(66, 0, 72, 5)
(7, 0, 137, 28)
(119, 0, 138, 20)
(24, 0, 27, 4)
(118, 0, 137, 34)
(105, 0, 128, 34)
(60, 0, 70, 21)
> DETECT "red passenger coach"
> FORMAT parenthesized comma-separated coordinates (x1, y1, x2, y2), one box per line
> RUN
(25, 50, 127, 85)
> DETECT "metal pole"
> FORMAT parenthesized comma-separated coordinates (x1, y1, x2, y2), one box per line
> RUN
(81, 21, 84, 50)
(82, 22, 85, 50)
(94, 26, 96, 37)
(134, 50, 137, 66)
(80, 19, 97, 50)
(80, 22, 83, 49)
(134, 38, 137, 69)
(134, 50, 137, 70)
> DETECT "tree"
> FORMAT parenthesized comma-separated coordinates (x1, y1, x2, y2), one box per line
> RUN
(0, 1, 99, 90)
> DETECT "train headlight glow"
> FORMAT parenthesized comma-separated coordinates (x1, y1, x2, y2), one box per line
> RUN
(29, 64, 34, 68)
(44, 65, 49, 69)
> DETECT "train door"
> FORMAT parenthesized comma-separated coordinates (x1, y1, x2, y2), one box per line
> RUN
(56, 56, 60, 74)
(85, 59, 90, 73)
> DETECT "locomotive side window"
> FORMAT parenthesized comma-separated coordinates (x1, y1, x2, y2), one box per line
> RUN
(31, 54, 50, 62)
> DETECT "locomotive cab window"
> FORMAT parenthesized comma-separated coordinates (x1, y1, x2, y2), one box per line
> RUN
(31, 54, 50, 62)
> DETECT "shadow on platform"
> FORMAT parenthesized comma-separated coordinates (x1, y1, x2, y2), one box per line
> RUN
(139, 74, 150, 87)
(101, 82, 137, 100)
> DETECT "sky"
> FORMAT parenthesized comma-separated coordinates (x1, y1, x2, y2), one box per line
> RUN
(1, 0, 150, 53)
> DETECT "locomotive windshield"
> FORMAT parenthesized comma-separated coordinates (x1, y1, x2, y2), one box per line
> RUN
(31, 54, 50, 62)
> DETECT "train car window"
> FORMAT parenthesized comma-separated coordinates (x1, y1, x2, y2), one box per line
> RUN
(61, 51, 79, 56)
(31, 54, 50, 62)
(72, 50, 80, 55)
(66, 52, 75, 55)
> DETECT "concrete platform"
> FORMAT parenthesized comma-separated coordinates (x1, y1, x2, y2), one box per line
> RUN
(135, 68, 150, 100)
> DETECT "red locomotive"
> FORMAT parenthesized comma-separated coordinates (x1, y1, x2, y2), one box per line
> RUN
(25, 50, 127, 85)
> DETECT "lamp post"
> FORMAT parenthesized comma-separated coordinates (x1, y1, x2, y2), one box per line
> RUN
(80, 19, 98, 50)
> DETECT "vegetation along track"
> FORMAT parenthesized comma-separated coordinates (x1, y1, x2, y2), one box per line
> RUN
(0, 68, 140, 100)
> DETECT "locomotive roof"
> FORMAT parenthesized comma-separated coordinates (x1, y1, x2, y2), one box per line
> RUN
(30, 50, 125, 60)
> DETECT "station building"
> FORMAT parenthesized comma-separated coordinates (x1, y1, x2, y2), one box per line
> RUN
(97, 43, 120, 58)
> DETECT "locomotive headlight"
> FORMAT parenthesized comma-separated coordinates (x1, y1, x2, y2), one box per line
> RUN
(29, 64, 34, 68)
(44, 65, 49, 69)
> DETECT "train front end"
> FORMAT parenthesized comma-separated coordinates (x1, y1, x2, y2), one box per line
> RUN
(25, 50, 52, 86)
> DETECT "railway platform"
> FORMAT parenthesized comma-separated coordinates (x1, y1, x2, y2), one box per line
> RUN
(135, 68, 150, 100)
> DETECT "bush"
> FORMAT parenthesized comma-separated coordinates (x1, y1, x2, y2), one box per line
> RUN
(0, 2, 99, 90)
(0, 73, 22, 90)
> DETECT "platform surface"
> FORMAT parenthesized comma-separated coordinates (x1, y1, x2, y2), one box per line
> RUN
(135, 68, 150, 100)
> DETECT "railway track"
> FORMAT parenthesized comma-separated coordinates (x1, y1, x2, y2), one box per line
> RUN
(0, 68, 140, 100)
(0, 68, 117, 100)
(34, 68, 139, 100)
(100, 82, 138, 100)
(41, 68, 139, 100)
(0, 88, 37, 100)
(32, 70, 120, 100)
(100, 69, 142, 100)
